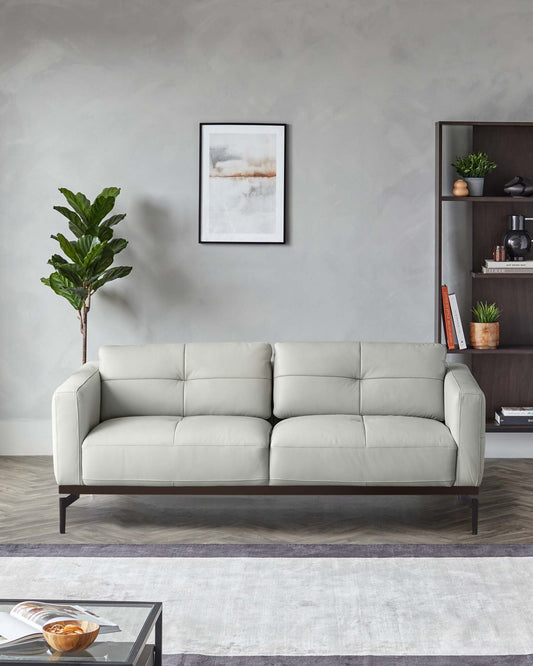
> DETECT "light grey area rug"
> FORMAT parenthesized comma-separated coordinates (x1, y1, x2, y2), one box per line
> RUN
(1, 545, 532, 665)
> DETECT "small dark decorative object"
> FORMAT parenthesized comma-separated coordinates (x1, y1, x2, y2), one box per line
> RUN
(504, 214, 532, 261)
(504, 176, 533, 197)
(493, 245, 506, 261)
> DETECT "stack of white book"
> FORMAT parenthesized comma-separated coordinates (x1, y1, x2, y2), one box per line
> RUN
(495, 407, 533, 425)
(482, 259, 533, 274)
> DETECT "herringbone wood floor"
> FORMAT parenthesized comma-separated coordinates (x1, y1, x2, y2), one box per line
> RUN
(0, 456, 531, 543)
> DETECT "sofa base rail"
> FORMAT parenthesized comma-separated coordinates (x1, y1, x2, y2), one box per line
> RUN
(58, 485, 480, 536)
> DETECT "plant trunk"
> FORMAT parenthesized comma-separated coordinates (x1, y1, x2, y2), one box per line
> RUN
(82, 307, 88, 364)
(80, 301, 89, 364)
(80, 289, 92, 365)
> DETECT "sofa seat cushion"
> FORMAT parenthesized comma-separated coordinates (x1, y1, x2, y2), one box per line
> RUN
(270, 415, 457, 486)
(270, 415, 365, 485)
(82, 415, 271, 486)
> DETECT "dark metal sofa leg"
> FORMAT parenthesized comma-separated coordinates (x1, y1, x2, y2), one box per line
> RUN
(471, 497, 479, 535)
(458, 495, 479, 534)
(59, 494, 80, 534)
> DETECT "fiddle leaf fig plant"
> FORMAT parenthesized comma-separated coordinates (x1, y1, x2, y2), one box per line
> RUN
(42, 187, 132, 363)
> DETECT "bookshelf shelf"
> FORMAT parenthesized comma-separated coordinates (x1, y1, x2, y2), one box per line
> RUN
(442, 195, 533, 202)
(446, 346, 533, 355)
(437, 121, 533, 433)
(471, 272, 533, 279)
(486, 421, 533, 433)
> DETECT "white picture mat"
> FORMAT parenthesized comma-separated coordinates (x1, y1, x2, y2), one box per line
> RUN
(200, 124, 285, 243)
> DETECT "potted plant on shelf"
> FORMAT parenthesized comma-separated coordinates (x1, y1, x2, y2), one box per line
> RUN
(42, 187, 132, 364)
(470, 301, 501, 349)
(451, 152, 497, 196)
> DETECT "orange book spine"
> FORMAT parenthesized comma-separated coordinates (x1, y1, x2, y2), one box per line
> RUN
(441, 285, 455, 350)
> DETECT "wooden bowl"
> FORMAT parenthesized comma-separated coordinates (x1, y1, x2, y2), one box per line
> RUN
(42, 620, 99, 652)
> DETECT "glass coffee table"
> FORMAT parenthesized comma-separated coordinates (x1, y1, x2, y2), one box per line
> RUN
(0, 600, 162, 666)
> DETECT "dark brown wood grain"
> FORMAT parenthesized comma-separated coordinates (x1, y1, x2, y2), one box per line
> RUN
(474, 125, 533, 195)
(472, 276, 533, 346)
(437, 121, 533, 429)
(473, 354, 533, 419)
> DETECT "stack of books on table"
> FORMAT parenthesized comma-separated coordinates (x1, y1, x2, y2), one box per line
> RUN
(482, 259, 533, 274)
(495, 407, 533, 425)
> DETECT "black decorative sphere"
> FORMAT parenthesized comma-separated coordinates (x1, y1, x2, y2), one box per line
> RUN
(504, 215, 532, 260)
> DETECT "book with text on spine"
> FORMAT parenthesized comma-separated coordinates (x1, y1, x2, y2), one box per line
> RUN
(441, 285, 455, 350)
(482, 266, 533, 274)
(485, 259, 533, 268)
(501, 406, 533, 416)
(448, 292, 467, 350)
(495, 409, 533, 425)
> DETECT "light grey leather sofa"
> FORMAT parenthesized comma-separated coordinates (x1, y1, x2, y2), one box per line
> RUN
(53, 341, 485, 533)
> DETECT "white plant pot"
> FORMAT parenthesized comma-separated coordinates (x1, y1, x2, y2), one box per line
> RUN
(464, 177, 485, 197)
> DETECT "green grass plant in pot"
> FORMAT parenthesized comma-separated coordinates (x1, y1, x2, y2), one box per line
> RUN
(451, 152, 497, 196)
(42, 187, 132, 363)
(470, 301, 501, 349)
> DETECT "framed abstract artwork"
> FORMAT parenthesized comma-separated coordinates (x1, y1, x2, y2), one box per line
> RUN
(199, 123, 286, 243)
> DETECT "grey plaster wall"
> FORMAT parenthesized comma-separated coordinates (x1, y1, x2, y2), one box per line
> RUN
(2, 0, 533, 452)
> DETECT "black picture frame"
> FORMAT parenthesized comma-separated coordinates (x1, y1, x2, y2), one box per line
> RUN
(199, 123, 287, 244)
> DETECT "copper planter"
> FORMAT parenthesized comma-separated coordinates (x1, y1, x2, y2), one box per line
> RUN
(470, 322, 499, 349)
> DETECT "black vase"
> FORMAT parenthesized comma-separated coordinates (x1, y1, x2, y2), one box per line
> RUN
(504, 215, 532, 261)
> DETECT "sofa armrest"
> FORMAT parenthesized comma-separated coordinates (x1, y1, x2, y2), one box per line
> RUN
(52, 362, 100, 485)
(444, 363, 485, 487)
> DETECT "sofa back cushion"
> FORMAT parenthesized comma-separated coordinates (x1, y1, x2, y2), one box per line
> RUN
(273, 342, 446, 420)
(99, 342, 272, 420)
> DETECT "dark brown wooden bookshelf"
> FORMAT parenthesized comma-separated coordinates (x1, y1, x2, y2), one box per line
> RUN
(436, 121, 533, 432)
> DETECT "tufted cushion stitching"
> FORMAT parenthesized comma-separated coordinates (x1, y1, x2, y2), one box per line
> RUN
(274, 374, 442, 380)
(275, 373, 358, 379)
(101, 376, 269, 381)
(270, 444, 455, 449)
(360, 377, 444, 381)
(102, 378, 182, 383)
(86, 442, 266, 447)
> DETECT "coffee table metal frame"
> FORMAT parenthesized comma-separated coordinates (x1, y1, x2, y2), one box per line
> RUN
(0, 599, 162, 666)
